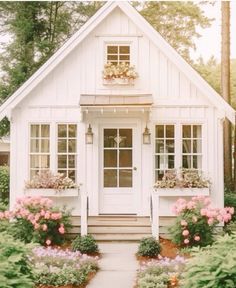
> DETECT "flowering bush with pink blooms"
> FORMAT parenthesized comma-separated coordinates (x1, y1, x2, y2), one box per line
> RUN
(0, 196, 71, 245)
(29, 246, 99, 286)
(170, 196, 234, 247)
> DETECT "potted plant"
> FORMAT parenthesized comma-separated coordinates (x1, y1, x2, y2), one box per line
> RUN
(154, 169, 210, 196)
(102, 62, 138, 85)
(25, 171, 79, 197)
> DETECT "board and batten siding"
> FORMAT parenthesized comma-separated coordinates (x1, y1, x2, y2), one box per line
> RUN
(9, 7, 224, 215)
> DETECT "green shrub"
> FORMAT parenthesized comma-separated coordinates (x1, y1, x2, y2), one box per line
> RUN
(0, 232, 34, 288)
(138, 273, 169, 288)
(0, 166, 9, 204)
(72, 234, 99, 254)
(137, 237, 161, 257)
(182, 233, 236, 288)
(225, 193, 236, 221)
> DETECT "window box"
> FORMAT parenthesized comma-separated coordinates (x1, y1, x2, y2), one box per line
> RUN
(154, 187, 210, 197)
(103, 78, 135, 86)
(25, 188, 79, 197)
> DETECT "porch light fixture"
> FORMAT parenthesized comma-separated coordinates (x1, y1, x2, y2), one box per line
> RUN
(143, 125, 151, 144)
(86, 124, 93, 144)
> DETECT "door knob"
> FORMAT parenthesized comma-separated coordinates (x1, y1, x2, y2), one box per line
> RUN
(133, 167, 137, 171)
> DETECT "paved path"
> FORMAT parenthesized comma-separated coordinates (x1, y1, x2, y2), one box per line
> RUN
(86, 242, 139, 288)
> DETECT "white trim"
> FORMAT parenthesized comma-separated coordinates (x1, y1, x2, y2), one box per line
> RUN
(0, 1, 234, 123)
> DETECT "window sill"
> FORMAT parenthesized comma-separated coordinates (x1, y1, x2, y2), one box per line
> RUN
(103, 78, 135, 86)
(153, 187, 210, 196)
(24, 188, 79, 197)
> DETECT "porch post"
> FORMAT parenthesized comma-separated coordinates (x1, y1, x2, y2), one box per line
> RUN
(151, 192, 159, 239)
(80, 188, 88, 236)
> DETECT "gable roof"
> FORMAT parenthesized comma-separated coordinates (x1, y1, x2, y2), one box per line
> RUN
(0, 1, 235, 123)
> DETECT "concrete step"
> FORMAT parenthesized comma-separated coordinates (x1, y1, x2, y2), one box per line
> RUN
(88, 226, 151, 234)
(93, 233, 151, 241)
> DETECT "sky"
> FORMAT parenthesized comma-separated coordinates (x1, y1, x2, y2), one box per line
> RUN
(191, 0, 236, 61)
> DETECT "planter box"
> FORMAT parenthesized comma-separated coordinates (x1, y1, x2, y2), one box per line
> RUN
(25, 188, 79, 197)
(103, 78, 134, 86)
(154, 187, 210, 197)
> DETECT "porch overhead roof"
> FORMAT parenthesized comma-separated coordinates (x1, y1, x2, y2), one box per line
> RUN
(80, 94, 153, 107)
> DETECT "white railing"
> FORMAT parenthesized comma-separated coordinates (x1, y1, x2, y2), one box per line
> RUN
(80, 189, 88, 236)
(150, 190, 159, 239)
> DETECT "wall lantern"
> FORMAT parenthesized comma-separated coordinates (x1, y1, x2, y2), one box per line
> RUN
(143, 125, 151, 144)
(86, 124, 93, 144)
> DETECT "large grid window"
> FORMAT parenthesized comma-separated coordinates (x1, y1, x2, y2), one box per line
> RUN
(155, 125, 175, 181)
(106, 45, 130, 65)
(30, 124, 50, 179)
(182, 125, 202, 170)
(57, 124, 77, 181)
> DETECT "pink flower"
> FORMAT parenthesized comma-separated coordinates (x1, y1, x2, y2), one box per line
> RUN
(182, 229, 189, 237)
(58, 225, 65, 234)
(200, 208, 207, 216)
(223, 214, 232, 223)
(184, 239, 189, 245)
(42, 224, 48, 231)
(194, 235, 200, 242)
(207, 218, 214, 225)
(44, 212, 50, 219)
(217, 215, 223, 222)
(181, 220, 188, 226)
(46, 239, 51, 246)
(34, 223, 40, 230)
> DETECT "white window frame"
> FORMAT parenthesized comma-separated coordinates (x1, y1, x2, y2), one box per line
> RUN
(181, 124, 203, 170)
(29, 123, 50, 179)
(154, 124, 176, 181)
(106, 44, 131, 65)
(153, 122, 206, 182)
(56, 123, 77, 182)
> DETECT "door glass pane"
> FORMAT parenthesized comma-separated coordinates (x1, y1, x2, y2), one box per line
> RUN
(156, 125, 164, 138)
(68, 170, 75, 181)
(41, 155, 50, 169)
(193, 155, 202, 169)
(119, 169, 132, 187)
(30, 155, 40, 169)
(69, 125, 77, 137)
(104, 129, 117, 148)
(68, 155, 76, 168)
(119, 129, 132, 147)
(166, 140, 175, 153)
(155, 155, 165, 169)
(68, 139, 76, 153)
(104, 150, 117, 167)
(166, 125, 174, 138)
(119, 150, 132, 167)
(156, 140, 164, 153)
(168, 155, 175, 169)
(104, 169, 117, 187)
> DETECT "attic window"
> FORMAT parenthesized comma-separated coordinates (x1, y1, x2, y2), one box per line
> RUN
(106, 45, 130, 65)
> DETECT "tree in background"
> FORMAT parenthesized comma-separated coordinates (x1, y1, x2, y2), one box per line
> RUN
(0, 1, 103, 136)
(140, 1, 212, 61)
(221, 1, 232, 189)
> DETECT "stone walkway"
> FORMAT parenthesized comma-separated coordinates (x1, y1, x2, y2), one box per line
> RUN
(86, 242, 139, 288)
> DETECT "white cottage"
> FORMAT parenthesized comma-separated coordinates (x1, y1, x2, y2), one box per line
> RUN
(0, 2, 235, 240)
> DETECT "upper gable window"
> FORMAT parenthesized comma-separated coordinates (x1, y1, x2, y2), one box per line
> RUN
(106, 45, 130, 65)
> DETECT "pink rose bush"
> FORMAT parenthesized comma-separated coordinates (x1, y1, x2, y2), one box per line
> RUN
(0, 196, 71, 245)
(170, 195, 234, 247)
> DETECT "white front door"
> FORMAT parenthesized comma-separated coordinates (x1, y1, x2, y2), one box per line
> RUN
(99, 125, 139, 214)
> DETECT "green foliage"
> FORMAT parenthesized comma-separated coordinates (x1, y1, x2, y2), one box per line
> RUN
(0, 166, 9, 203)
(72, 234, 99, 254)
(137, 237, 161, 257)
(140, 1, 212, 61)
(0, 232, 34, 288)
(182, 234, 236, 288)
(138, 273, 169, 288)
